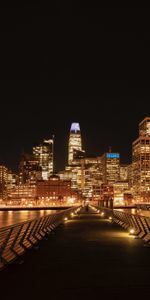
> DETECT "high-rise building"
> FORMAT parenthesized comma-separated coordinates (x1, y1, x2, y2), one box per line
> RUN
(139, 117, 150, 137)
(82, 157, 103, 198)
(68, 123, 83, 165)
(128, 163, 133, 188)
(33, 138, 54, 180)
(65, 122, 86, 195)
(7, 170, 18, 191)
(120, 164, 129, 181)
(101, 152, 120, 184)
(65, 165, 84, 192)
(61, 155, 103, 199)
(0, 165, 8, 201)
(132, 117, 150, 200)
(19, 153, 42, 185)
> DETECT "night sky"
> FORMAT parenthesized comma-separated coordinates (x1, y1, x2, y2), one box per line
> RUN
(0, 5, 150, 172)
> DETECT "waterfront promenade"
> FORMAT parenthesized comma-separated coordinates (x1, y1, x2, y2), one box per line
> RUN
(1, 206, 150, 299)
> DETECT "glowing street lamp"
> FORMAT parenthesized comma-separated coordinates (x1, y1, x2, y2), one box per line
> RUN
(129, 228, 135, 235)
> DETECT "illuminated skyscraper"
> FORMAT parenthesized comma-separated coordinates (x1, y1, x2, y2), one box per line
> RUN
(120, 164, 129, 181)
(0, 165, 8, 200)
(139, 117, 150, 137)
(81, 157, 103, 198)
(132, 117, 150, 199)
(7, 170, 18, 191)
(19, 153, 41, 185)
(101, 152, 120, 184)
(68, 123, 83, 165)
(33, 138, 54, 180)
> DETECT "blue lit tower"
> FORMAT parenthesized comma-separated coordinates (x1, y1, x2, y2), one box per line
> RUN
(68, 123, 82, 165)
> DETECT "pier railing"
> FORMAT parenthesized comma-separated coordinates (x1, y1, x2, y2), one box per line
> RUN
(98, 207, 150, 243)
(0, 207, 79, 270)
(136, 204, 150, 210)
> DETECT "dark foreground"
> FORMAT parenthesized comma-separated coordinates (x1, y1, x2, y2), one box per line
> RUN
(0, 207, 150, 299)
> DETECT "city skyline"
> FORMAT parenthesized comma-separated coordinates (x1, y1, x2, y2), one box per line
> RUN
(0, 115, 150, 172)
(1, 116, 150, 205)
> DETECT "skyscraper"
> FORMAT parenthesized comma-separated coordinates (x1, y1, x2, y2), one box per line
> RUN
(68, 123, 83, 165)
(132, 117, 150, 200)
(19, 153, 41, 185)
(82, 157, 103, 198)
(0, 165, 8, 201)
(101, 152, 120, 184)
(120, 164, 129, 181)
(33, 138, 54, 180)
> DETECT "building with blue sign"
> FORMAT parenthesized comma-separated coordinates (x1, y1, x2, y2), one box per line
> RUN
(106, 153, 120, 159)
(101, 152, 120, 184)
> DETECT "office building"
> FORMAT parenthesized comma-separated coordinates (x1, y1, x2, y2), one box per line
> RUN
(127, 163, 133, 188)
(36, 175, 72, 201)
(68, 123, 83, 165)
(0, 165, 8, 201)
(33, 138, 54, 180)
(82, 157, 103, 198)
(101, 152, 120, 184)
(9, 184, 37, 204)
(65, 165, 84, 193)
(120, 164, 129, 181)
(19, 153, 42, 185)
(7, 170, 18, 192)
(132, 117, 150, 200)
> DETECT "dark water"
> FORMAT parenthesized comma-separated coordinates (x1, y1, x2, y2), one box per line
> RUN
(0, 210, 58, 228)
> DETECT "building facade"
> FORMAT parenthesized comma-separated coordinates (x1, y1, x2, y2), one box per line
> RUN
(0, 165, 8, 201)
(8, 184, 36, 204)
(101, 152, 120, 184)
(82, 157, 103, 199)
(19, 153, 42, 185)
(33, 138, 54, 180)
(36, 175, 72, 201)
(132, 117, 150, 200)
(68, 123, 83, 165)
(120, 164, 129, 181)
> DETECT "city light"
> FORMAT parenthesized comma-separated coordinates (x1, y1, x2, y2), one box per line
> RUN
(129, 228, 135, 235)
(1, 117, 150, 207)
(68, 122, 82, 165)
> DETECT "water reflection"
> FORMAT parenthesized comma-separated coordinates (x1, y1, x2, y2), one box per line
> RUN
(0, 210, 57, 228)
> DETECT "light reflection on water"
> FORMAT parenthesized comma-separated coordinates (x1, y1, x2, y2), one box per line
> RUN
(0, 210, 57, 228)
